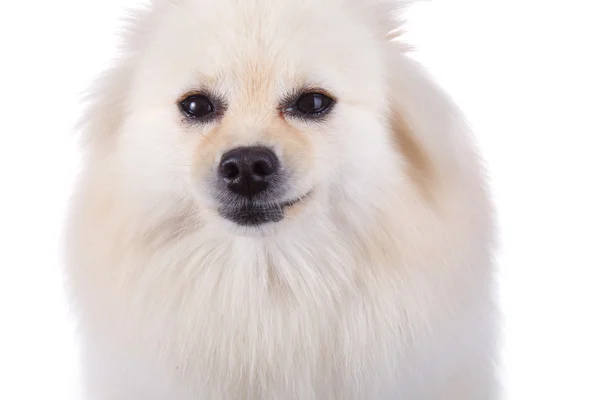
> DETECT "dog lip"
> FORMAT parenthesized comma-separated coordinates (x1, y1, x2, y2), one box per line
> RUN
(280, 190, 312, 208)
(219, 190, 313, 226)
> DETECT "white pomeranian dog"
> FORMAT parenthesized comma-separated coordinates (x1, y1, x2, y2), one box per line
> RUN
(64, 0, 498, 398)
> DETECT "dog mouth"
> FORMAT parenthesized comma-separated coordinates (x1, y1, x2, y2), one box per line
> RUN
(219, 192, 312, 226)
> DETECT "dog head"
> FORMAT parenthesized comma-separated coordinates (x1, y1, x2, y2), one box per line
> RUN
(81, 0, 440, 238)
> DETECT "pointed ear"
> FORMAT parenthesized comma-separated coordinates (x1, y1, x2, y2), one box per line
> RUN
(384, 47, 482, 203)
(76, 61, 133, 152)
(76, 2, 168, 152)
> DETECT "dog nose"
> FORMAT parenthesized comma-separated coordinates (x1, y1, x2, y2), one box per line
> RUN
(218, 146, 280, 198)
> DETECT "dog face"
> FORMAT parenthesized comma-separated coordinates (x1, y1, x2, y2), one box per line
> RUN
(112, 0, 407, 235)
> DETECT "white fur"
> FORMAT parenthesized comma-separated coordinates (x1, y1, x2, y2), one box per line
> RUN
(64, 0, 498, 398)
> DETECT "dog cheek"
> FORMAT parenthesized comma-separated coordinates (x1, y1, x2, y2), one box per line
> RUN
(115, 119, 188, 202)
(263, 119, 316, 190)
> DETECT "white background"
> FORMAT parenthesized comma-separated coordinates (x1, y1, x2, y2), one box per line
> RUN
(1, 0, 599, 399)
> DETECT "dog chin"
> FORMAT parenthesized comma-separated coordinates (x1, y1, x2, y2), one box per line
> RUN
(217, 191, 313, 236)
(219, 204, 286, 226)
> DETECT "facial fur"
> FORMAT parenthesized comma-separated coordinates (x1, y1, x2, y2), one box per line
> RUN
(65, 0, 498, 399)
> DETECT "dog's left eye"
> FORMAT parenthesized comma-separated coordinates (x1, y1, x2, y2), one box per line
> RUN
(288, 92, 335, 119)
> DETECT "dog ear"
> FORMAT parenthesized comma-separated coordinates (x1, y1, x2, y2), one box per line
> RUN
(77, 2, 172, 152)
(384, 47, 484, 202)
(77, 61, 133, 152)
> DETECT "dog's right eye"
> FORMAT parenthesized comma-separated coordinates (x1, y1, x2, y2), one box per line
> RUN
(179, 94, 216, 120)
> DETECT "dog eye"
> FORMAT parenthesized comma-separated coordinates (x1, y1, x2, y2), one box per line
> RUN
(292, 92, 334, 117)
(179, 94, 215, 120)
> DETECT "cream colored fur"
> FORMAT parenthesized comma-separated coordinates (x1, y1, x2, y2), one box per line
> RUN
(64, 0, 498, 398)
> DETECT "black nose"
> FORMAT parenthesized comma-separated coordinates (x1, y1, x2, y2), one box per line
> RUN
(218, 146, 280, 198)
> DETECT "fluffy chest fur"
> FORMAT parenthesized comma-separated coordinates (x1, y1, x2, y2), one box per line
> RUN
(68, 188, 485, 400)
